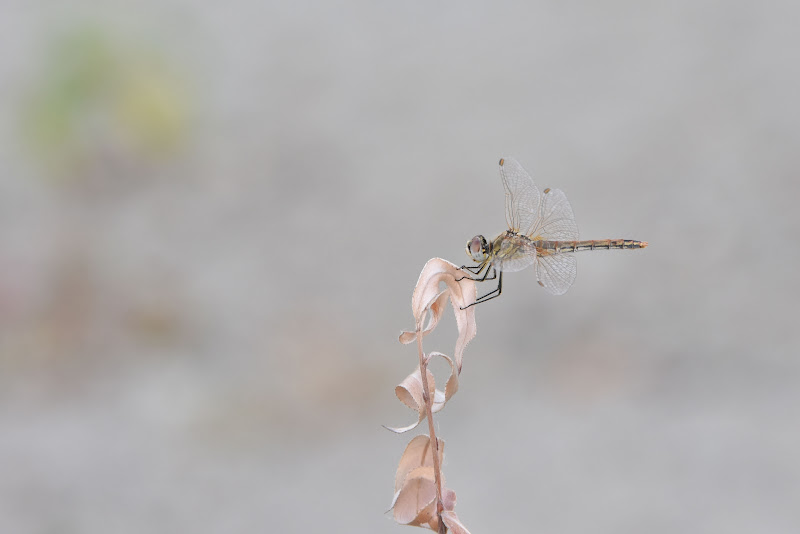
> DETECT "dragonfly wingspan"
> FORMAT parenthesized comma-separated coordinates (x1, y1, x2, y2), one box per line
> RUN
(499, 158, 541, 235)
(535, 253, 577, 295)
(465, 157, 645, 306)
(527, 187, 579, 241)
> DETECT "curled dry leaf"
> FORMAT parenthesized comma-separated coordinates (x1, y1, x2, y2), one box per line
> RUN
(385, 352, 459, 434)
(420, 489, 463, 534)
(392, 435, 446, 530)
(391, 436, 468, 532)
(441, 510, 472, 534)
(441, 487, 456, 512)
(399, 258, 477, 372)
(393, 466, 438, 527)
(394, 435, 444, 493)
(398, 289, 449, 345)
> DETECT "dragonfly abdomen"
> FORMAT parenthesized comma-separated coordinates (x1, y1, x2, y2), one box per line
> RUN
(537, 239, 648, 253)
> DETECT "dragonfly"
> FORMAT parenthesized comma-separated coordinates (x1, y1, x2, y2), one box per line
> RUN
(459, 157, 647, 308)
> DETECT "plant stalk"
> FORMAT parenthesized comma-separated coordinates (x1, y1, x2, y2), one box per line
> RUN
(417, 317, 447, 534)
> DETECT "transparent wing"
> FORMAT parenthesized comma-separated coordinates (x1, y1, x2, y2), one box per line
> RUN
(492, 234, 537, 273)
(535, 253, 577, 295)
(526, 187, 579, 241)
(499, 158, 540, 234)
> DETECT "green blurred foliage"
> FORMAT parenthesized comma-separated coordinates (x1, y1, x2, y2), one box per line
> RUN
(22, 26, 189, 178)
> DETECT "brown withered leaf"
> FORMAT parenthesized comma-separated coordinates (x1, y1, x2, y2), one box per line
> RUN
(391, 436, 470, 532)
(441, 510, 471, 534)
(392, 435, 445, 529)
(398, 288, 449, 345)
(433, 489, 471, 534)
(399, 258, 477, 372)
(385, 352, 459, 434)
(430, 351, 459, 406)
(384, 366, 436, 434)
(393, 466, 438, 527)
(394, 435, 444, 493)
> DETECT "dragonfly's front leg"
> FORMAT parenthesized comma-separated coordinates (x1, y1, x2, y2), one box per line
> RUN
(457, 264, 484, 277)
(460, 270, 502, 309)
(456, 261, 497, 282)
(456, 262, 486, 281)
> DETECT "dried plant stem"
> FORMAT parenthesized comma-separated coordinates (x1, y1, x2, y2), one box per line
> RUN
(417, 321, 447, 534)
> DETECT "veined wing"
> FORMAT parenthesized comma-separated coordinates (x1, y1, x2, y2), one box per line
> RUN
(530, 187, 579, 294)
(526, 187, 579, 241)
(499, 158, 541, 234)
(497, 157, 580, 295)
(535, 253, 577, 295)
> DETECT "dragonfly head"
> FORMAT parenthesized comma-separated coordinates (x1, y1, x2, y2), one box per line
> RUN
(466, 235, 490, 263)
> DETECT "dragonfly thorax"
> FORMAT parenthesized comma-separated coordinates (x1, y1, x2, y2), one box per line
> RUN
(466, 235, 491, 263)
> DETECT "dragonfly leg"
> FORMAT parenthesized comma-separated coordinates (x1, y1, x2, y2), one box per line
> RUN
(456, 261, 489, 281)
(458, 262, 497, 284)
(460, 270, 502, 309)
(457, 263, 497, 283)
(459, 264, 483, 274)
(479, 268, 497, 282)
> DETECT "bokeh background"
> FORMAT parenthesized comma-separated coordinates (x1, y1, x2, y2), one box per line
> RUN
(2, 1, 799, 533)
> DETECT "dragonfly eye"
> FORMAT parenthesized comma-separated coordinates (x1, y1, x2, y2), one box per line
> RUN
(466, 235, 488, 262)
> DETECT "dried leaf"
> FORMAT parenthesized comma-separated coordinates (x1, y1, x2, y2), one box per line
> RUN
(394, 435, 444, 493)
(383, 418, 424, 435)
(392, 435, 446, 530)
(429, 352, 459, 406)
(441, 487, 456, 512)
(411, 259, 476, 324)
(399, 288, 449, 345)
(398, 330, 417, 345)
(393, 466, 437, 526)
(412, 489, 461, 533)
(441, 510, 472, 534)
(399, 258, 478, 372)
(384, 366, 435, 433)
(385, 353, 459, 433)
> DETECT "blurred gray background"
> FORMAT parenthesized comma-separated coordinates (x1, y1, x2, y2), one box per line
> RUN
(1, 1, 799, 533)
